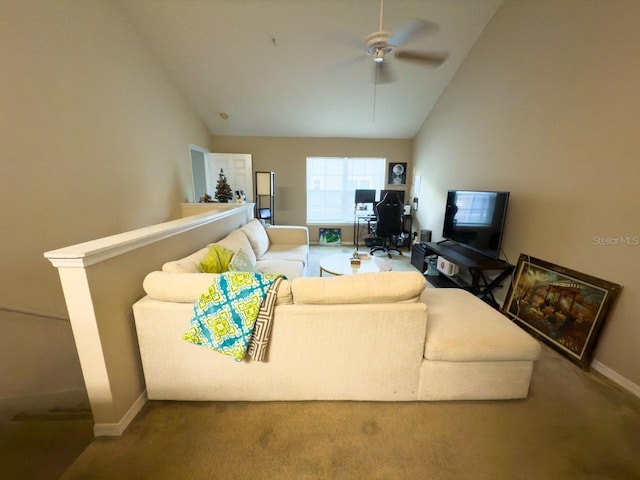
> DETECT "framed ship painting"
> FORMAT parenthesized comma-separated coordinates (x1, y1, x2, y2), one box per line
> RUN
(503, 254, 621, 369)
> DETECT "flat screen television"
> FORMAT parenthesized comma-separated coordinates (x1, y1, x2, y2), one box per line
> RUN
(442, 190, 510, 259)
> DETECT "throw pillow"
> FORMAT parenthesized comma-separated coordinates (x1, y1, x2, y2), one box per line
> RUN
(214, 230, 257, 265)
(240, 218, 270, 258)
(228, 248, 256, 272)
(199, 244, 235, 273)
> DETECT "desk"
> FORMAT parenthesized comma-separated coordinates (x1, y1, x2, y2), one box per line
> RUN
(401, 214, 413, 250)
(354, 213, 413, 251)
(353, 214, 376, 249)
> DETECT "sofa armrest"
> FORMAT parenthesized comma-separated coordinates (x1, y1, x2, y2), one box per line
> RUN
(265, 225, 309, 245)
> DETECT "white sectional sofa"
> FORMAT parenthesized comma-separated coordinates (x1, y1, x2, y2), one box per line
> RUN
(160, 218, 309, 280)
(133, 218, 541, 402)
(420, 288, 542, 400)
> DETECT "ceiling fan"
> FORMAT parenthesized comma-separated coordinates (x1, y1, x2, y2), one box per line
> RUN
(362, 0, 448, 85)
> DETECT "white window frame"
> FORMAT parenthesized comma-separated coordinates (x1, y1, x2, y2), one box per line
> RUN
(306, 157, 386, 224)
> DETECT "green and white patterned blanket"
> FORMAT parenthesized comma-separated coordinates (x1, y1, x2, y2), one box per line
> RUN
(183, 271, 283, 362)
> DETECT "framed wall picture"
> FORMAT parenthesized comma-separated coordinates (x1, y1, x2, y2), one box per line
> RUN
(388, 163, 407, 185)
(319, 228, 342, 246)
(503, 254, 621, 369)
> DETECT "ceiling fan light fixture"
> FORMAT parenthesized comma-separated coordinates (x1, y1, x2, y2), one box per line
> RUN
(373, 49, 385, 63)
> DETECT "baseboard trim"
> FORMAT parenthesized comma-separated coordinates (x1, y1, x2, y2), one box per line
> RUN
(93, 390, 147, 437)
(591, 360, 640, 399)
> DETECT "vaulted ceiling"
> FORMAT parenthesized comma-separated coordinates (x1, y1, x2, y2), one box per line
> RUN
(117, 0, 504, 139)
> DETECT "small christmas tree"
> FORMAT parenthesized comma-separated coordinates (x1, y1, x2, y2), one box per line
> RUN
(215, 169, 233, 203)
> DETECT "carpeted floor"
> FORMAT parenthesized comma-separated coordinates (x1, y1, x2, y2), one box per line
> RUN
(59, 342, 640, 480)
(3, 245, 640, 479)
(0, 409, 94, 480)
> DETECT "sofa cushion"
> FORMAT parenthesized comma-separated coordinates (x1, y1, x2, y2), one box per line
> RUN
(199, 244, 234, 273)
(228, 248, 256, 272)
(291, 271, 426, 305)
(162, 247, 209, 273)
(213, 230, 257, 265)
(422, 288, 541, 362)
(259, 244, 308, 265)
(240, 218, 270, 258)
(255, 259, 304, 280)
(142, 271, 293, 305)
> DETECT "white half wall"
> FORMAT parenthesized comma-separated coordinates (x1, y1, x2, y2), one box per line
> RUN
(45, 204, 254, 435)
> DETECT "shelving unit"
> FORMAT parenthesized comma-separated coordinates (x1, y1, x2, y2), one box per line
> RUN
(400, 214, 413, 250)
(412, 241, 514, 309)
(255, 171, 275, 224)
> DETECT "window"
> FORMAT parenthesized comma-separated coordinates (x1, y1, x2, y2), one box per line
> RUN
(306, 157, 386, 223)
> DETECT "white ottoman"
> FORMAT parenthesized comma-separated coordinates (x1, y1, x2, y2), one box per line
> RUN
(419, 288, 541, 400)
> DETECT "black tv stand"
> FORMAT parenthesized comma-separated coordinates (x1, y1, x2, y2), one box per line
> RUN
(410, 241, 514, 309)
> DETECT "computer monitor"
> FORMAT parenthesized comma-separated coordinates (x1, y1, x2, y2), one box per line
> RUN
(258, 208, 271, 219)
(355, 189, 376, 204)
(379, 189, 405, 204)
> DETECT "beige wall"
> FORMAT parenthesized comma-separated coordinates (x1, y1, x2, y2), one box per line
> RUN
(0, 1, 210, 411)
(412, 0, 640, 388)
(211, 136, 414, 242)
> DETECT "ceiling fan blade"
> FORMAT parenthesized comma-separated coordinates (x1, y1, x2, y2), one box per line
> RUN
(388, 18, 438, 46)
(395, 50, 448, 66)
(374, 61, 396, 85)
(332, 29, 369, 51)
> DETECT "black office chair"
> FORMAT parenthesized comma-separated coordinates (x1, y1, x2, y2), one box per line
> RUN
(370, 192, 404, 257)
